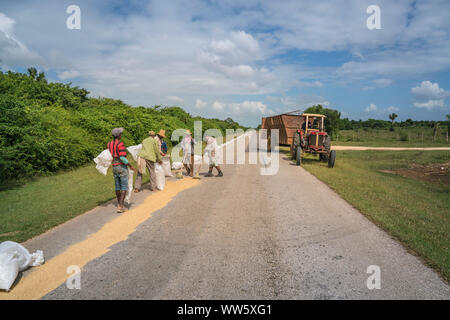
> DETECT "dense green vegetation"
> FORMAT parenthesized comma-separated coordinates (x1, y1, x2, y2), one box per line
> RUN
(0, 69, 246, 184)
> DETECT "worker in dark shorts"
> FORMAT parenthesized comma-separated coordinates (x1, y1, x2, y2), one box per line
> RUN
(108, 128, 136, 213)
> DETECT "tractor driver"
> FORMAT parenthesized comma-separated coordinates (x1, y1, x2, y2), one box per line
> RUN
(301, 119, 312, 130)
(312, 117, 319, 129)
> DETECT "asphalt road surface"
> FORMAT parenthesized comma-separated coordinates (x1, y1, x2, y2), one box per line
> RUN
(8, 135, 450, 299)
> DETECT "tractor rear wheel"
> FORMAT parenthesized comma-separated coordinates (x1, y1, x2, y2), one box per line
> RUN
(328, 150, 336, 168)
(296, 147, 302, 166)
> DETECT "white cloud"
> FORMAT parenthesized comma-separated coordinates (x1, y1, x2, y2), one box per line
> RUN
(365, 103, 378, 113)
(166, 95, 184, 104)
(195, 98, 207, 109)
(365, 103, 399, 115)
(387, 106, 400, 113)
(212, 101, 225, 112)
(363, 78, 393, 90)
(266, 94, 330, 112)
(411, 81, 447, 110)
(0, 12, 42, 67)
(298, 81, 323, 87)
(58, 70, 80, 80)
(373, 79, 393, 88)
(229, 101, 273, 115)
(0, 12, 15, 34)
(196, 30, 275, 92)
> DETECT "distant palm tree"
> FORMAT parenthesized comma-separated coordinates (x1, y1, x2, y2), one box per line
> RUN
(389, 113, 398, 131)
(389, 113, 398, 124)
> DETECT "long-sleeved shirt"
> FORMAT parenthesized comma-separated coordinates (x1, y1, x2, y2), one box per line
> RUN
(138, 136, 162, 163)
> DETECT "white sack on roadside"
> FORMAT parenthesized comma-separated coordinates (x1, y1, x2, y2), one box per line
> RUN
(127, 144, 142, 162)
(194, 154, 202, 164)
(93, 149, 112, 175)
(171, 162, 183, 170)
(0, 241, 45, 291)
(0, 253, 18, 292)
(162, 156, 172, 177)
(154, 163, 165, 190)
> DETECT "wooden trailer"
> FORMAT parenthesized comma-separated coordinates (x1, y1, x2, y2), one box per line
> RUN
(261, 110, 303, 146)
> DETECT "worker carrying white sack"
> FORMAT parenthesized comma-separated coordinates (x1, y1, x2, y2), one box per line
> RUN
(204, 136, 223, 177)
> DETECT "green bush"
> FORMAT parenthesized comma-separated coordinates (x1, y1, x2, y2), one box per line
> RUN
(0, 70, 247, 184)
(399, 132, 409, 141)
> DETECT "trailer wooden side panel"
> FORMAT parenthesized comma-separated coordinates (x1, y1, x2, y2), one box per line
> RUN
(262, 113, 302, 145)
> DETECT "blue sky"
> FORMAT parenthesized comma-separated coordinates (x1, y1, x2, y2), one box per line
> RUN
(0, 0, 449, 127)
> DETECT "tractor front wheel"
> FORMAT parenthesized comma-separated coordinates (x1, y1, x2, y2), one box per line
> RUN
(296, 147, 302, 166)
(328, 150, 336, 168)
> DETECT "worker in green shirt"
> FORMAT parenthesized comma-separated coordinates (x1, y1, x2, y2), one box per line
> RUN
(134, 131, 162, 192)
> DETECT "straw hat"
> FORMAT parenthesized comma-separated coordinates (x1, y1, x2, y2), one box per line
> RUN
(185, 129, 192, 135)
(148, 130, 156, 136)
(158, 129, 166, 138)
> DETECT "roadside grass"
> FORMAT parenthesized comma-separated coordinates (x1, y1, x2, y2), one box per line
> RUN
(285, 148, 449, 282)
(0, 133, 242, 244)
(334, 128, 449, 147)
(0, 159, 149, 244)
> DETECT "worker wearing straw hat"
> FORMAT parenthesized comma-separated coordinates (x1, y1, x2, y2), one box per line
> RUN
(134, 130, 162, 192)
(154, 129, 166, 156)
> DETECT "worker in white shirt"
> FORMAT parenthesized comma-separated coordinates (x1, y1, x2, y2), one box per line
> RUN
(204, 135, 223, 177)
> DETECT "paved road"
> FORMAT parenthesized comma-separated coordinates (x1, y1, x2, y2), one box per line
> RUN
(6, 136, 449, 299)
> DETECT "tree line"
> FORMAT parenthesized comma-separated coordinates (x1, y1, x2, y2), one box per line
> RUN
(302, 105, 449, 138)
(0, 68, 247, 182)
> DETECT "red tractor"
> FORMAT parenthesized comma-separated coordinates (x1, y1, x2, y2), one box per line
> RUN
(290, 113, 336, 168)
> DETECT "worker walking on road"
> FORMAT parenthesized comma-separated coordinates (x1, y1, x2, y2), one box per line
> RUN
(134, 131, 162, 192)
(204, 135, 223, 177)
(182, 129, 196, 177)
(108, 128, 136, 213)
(154, 129, 166, 156)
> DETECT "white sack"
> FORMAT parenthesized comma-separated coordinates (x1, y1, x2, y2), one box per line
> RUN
(171, 162, 183, 170)
(194, 154, 203, 164)
(154, 163, 165, 190)
(0, 241, 45, 291)
(127, 144, 142, 162)
(94, 149, 112, 175)
(162, 156, 172, 177)
(0, 253, 18, 291)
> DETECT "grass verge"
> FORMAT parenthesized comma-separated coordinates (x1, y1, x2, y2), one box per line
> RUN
(0, 160, 149, 243)
(290, 149, 449, 282)
(334, 128, 449, 147)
